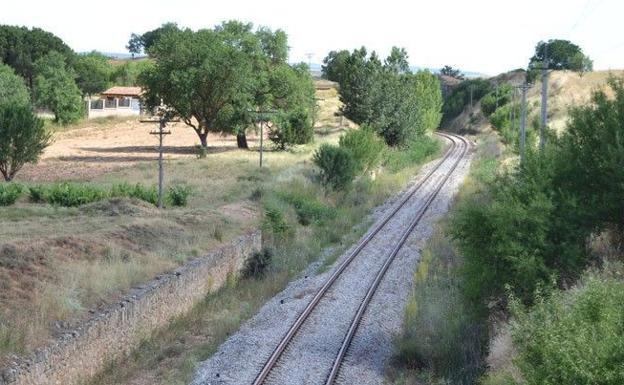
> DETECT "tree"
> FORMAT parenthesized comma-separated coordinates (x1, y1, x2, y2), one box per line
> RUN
(440, 65, 464, 79)
(126, 33, 143, 57)
(0, 102, 50, 181)
(528, 39, 593, 80)
(74, 51, 111, 95)
(0, 25, 74, 89)
(0, 64, 30, 106)
(140, 25, 255, 148)
(111, 60, 153, 86)
(127, 23, 181, 57)
(34, 51, 84, 124)
(322, 50, 350, 84)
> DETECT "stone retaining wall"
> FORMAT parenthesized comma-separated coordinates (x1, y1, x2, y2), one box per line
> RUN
(0, 230, 261, 385)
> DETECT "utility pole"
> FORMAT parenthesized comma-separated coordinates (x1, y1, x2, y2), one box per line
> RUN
(306, 53, 314, 71)
(540, 42, 549, 152)
(519, 83, 530, 164)
(495, 86, 499, 110)
(249, 109, 277, 168)
(470, 84, 474, 109)
(141, 114, 174, 208)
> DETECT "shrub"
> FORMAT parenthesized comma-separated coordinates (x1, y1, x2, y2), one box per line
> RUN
(0, 183, 23, 206)
(338, 127, 386, 173)
(28, 185, 48, 203)
(111, 183, 158, 206)
(269, 108, 314, 150)
(313, 144, 357, 189)
(242, 248, 274, 278)
(166, 184, 192, 207)
(44, 183, 107, 207)
(480, 85, 513, 116)
(280, 192, 335, 225)
(262, 204, 290, 237)
(506, 275, 624, 385)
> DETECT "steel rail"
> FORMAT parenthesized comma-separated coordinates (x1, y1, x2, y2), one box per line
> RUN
(252, 132, 463, 385)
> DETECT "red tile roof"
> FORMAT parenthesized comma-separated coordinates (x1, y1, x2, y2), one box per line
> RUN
(101, 86, 143, 97)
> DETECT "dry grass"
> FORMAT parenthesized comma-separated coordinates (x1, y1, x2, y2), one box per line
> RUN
(0, 81, 351, 367)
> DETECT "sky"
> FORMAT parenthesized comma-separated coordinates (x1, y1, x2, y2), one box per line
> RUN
(2, 0, 623, 75)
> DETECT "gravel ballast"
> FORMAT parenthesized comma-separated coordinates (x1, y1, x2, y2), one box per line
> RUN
(191, 136, 473, 385)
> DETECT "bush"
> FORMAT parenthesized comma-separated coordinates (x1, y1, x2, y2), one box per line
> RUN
(166, 184, 192, 207)
(269, 108, 314, 150)
(280, 192, 335, 225)
(313, 144, 357, 189)
(480, 85, 513, 116)
(242, 248, 274, 278)
(384, 135, 441, 172)
(28, 185, 48, 203)
(338, 127, 386, 173)
(262, 204, 290, 237)
(111, 183, 158, 206)
(442, 79, 491, 123)
(506, 275, 624, 385)
(44, 183, 107, 207)
(0, 183, 23, 206)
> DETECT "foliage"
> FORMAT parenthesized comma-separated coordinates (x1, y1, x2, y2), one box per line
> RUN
(242, 248, 274, 278)
(440, 65, 464, 79)
(321, 50, 350, 84)
(141, 21, 313, 149)
(0, 25, 74, 88)
(338, 127, 386, 173)
(279, 191, 335, 226)
(111, 60, 153, 86)
(528, 39, 593, 81)
(34, 51, 84, 124)
(127, 22, 180, 56)
(313, 144, 358, 189)
(0, 183, 24, 206)
(0, 102, 50, 181)
(166, 184, 192, 207)
(269, 108, 314, 149)
(262, 204, 290, 237)
(74, 51, 111, 95)
(0, 64, 30, 106)
(507, 275, 624, 385)
(480, 84, 513, 116)
(332, 47, 442, 146)
(442, 78, 491, 122)
(383, 135, 441, 173)
(110, 182, 159, 206)
(39, 182, 108, 207)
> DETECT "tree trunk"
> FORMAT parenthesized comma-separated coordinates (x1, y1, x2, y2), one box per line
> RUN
(237, 132, 249, 149)
(199, 132, 208, 148)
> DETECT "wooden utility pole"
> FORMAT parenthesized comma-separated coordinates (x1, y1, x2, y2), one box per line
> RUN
(141, 112, 176, 209)
(249, 109, 277, 168)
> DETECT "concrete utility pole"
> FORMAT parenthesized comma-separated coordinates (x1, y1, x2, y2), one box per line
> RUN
(540, 42, 549, 152)
(519, 83, 530, 164)
(470, 84, 474, 109)
(141, 110, 177, 209)
(249, 109, 277, 168)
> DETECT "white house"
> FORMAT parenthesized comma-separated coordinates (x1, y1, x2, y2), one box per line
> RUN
(87, 86, 143, 119)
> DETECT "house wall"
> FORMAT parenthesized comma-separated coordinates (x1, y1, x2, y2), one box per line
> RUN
(0, 231, 261, 385)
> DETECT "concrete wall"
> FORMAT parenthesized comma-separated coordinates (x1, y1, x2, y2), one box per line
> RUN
(0, 231, 261, 385)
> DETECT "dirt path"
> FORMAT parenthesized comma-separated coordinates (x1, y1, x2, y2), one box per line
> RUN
(190, 136, 473, 385)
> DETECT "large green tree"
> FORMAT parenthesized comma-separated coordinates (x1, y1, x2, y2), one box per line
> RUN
(141, 22, 314, 149)
(126, 22, 181, 56)
(74, 51, 112, 95)
(34, 51, 84, 124)
(0, 25, 74, 89)
(528, 39, 593, 80)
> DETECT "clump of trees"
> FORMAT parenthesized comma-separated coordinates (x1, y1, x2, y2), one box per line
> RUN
(139, 21, 315, 149)
(323, 47, 443, 147)
(440, 65, 464, 80)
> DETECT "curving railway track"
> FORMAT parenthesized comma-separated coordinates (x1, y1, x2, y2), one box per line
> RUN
(250, 132, 470, 385)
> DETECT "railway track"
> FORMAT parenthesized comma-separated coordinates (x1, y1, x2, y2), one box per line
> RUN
(252, 132, 470, 385)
